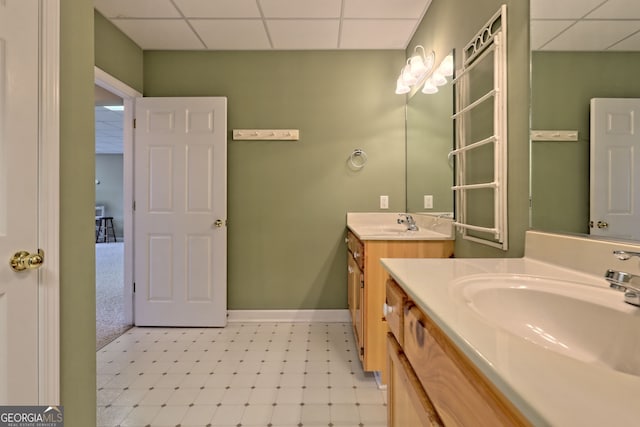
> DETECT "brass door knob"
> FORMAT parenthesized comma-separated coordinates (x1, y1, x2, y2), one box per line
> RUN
(10, 249, 44, 272)
(214, 219, 224, 228)
(597, 221, 609, 229)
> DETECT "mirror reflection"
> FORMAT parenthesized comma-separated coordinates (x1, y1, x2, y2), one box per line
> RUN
(406, 51, 454, 215)
(530, 0, 640, 241)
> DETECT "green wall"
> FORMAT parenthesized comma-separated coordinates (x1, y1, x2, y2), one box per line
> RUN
(94, 10, 143, 93)
(531, 51, 640, 235)
(144, 50, 406, 309)
(61, 1, 96, 426)
(406, 0, 531, 257)
(96, 154, 124, 239)
(406, 80, 454, 213)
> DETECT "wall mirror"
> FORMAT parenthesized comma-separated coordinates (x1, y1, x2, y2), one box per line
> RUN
(405, 50, 455, 215)
(530, 0, 640, 242)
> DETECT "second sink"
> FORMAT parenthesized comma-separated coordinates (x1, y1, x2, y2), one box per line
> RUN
(451, 274, 640, 376)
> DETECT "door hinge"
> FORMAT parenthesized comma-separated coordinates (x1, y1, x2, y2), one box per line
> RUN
(360, 347, 364, 356)
(360, 277, 364, 288)
(133, 282, 136, 293)
(133, 201, 136, 211)
(133, 118, 136, 128)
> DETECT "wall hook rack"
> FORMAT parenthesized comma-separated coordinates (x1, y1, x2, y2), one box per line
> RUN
(232, 129, 300, 141)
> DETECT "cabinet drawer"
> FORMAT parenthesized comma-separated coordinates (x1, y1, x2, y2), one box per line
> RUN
(385, 279, 406, 345)
(387, 333, 443, 427)
(403, 304, 529, 427)
(346, 231, 365, 270)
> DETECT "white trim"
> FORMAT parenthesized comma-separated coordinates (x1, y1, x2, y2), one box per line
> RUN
(227, 309, 351, 323)
(94, 67, 142, 100)
(94, 67, 141, 325)
(38, 0, 60, 405)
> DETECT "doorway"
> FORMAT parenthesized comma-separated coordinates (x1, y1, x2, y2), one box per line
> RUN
(95, 86, 129, 349)
(94, 68, 141, 349)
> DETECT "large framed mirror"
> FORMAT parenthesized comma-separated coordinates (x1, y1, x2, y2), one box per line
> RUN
(530, 0, 640, 242)
(406, 50, 455, 216)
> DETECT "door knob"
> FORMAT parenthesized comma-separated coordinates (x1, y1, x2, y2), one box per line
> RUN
(214, 219, 224, 228)
(597, 221, 609, 229)
(10, 249, 44, 272)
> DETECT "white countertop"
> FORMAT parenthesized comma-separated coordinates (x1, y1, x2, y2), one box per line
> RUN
(346, 212, 454, 241)
(381, 256, 640, 427)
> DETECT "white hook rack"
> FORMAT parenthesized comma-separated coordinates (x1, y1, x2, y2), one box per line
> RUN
(530, 130, 578, 142)
(233, 129, 300, 141)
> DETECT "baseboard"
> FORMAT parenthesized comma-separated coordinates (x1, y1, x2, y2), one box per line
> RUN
(227, 309, 350, 323)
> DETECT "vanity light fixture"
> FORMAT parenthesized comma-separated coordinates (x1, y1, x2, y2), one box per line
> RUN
(396, 50, 455, 95)
(419, 53, 455, 94)
(395, 45, 435, 94)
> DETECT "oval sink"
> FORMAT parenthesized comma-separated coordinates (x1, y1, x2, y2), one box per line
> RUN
(451, 274, 640, 376)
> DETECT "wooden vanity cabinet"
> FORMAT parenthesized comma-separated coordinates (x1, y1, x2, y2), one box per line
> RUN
(386, 278, 531, 427)
(346, 230, 453, 383)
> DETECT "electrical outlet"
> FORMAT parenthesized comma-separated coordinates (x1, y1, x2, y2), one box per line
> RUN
(380, 195, 389, 209)
(424, 195, 433, 209)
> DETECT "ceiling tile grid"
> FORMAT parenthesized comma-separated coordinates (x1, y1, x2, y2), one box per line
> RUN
(531, 0, 640, 51)
(94, 0, 431, 50)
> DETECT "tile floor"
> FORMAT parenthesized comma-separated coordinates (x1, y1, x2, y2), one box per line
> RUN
(97, 322, 387, 427)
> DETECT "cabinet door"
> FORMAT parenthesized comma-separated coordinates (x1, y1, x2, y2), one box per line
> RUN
(404, 305, 529, 427)
(348, 254, 364, 359)
(387, 333, 443, 427)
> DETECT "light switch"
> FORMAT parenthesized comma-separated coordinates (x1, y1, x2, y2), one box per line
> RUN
(424, 195, 433, 209)
(380, 195, 389, 209)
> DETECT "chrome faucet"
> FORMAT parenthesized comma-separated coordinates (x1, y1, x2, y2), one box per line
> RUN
(613, 250, 640, 261)
(397, 214, 419, 231)
(606, 250, 640, 306)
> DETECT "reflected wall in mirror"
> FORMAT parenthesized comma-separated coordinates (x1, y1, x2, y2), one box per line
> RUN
(530, 0, 640, 241)
(406, 51, 454, 214)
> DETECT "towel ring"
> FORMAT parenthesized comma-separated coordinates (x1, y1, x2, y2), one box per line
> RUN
(349, 149, 368, 170)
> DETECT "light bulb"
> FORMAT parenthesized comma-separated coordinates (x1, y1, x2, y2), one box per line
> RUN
(401, 64, 418, 86)
(421, 78, 438, 94)
(395, 76, 410, 94)
(439, 54, 454, 77)
(431, 70, 447, 87)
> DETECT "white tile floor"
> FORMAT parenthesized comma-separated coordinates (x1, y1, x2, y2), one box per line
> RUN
(97, 322, 387, 427)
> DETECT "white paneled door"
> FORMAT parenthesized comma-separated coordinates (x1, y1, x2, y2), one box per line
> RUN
(134, 97, 227, 326)
(590, 98, 640, 241)
(0, 0, 40, 403)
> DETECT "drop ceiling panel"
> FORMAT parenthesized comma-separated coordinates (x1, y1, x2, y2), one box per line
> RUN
(586, 0, 640, 19)
(341, 20, 418, 49)
(191, 20, 271, 50)
(542, 20, 640, 51)
(343, 0, 430, 19)
(268, 20, 340, 49)
(173, 0, 261, 18)
(112, 19, 205, 50)
(530, 0, 604, 19)
(530, 20, 574, 50)
(94, 0, 431, 50)
(94, 0, 180, 18)
(609, 31, 640, 50)
(531, 0, 640, 51)
(260, 0, 342, 18)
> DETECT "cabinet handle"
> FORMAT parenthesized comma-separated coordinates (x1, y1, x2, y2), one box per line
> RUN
(353, 251, 361, 259)
(345, 237, 349, 243)
(348, 265, 353, 274)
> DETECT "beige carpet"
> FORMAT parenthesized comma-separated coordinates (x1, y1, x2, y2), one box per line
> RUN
(96, 242, 132, 350)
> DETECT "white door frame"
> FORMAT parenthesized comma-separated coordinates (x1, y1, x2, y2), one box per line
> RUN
(39, 0, 60, 404)
(94, 67, 142, 326)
